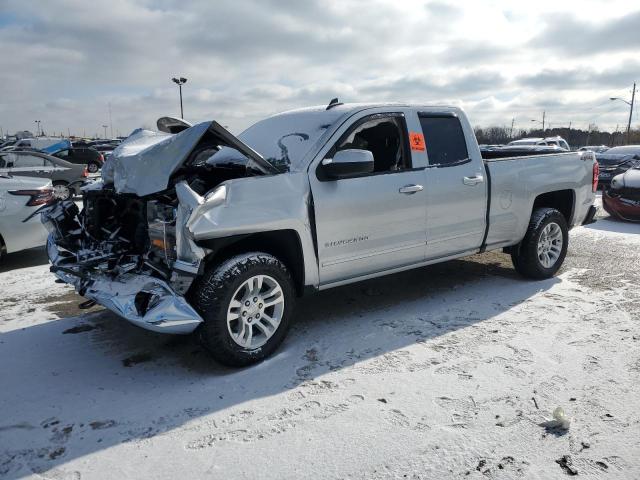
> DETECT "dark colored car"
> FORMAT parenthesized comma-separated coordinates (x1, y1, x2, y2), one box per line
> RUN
(91, 143, 117, 161)
(52, 147, 104, 173)
(595, 145, 640, 187)
(0, 150, 89, 200)
(602, 168, 640, 222)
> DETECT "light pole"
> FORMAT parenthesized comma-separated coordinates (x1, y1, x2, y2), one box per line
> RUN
(102, 125, 108, 139)
(530, 111, 546, 132)
(171, 76, 188, 119)
(610, 82, 636, 145)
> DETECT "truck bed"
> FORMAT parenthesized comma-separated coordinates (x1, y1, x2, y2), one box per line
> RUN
(482, 151, 595, 250)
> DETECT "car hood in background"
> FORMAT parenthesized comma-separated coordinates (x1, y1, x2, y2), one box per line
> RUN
(103, 121, 277, 197)
(595, 153, 638, 166)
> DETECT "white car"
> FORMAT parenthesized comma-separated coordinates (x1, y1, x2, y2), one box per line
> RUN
(0, 174, 53, 261)
(508, 136, 570, 151)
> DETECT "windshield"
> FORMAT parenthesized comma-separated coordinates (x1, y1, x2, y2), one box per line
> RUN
(207, 109, 344, 172)
(605, 146, 640, 155)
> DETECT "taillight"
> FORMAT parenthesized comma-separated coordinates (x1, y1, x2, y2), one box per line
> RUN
(593, 161, 599, 192)
(9, 188, 55, 206)
(82, 166, 89, 177)
(99, 153, 104, 163)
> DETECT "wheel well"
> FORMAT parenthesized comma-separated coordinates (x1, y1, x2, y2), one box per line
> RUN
(0, 233, 6, 257)
(532, 190, 574, 223)
(199, 230, 306, 295)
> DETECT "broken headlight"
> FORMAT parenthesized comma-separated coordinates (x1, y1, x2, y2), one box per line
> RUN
(147, 201, 177, 266)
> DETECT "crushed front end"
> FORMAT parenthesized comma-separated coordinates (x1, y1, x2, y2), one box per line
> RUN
(42, 189, 204, 334)
(40, 119, 286, 335)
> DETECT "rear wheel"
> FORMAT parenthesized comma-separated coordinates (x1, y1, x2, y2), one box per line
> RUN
(192, 252, 295, 366)
(52, 181, 72, 201)
(0, 235, 6, 263)
(511, 207, 568, 279)
(87, 162, 99, 173)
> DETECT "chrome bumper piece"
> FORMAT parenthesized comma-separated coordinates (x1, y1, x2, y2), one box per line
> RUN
(47, 235, 203, 334)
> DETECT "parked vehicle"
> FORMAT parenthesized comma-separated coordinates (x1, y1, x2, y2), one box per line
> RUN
(508, 136, 570, 151)
(578, 145, 609, 153)
(51, 147, 104, 173)
(602, 167, 640, 222)
(0, 150, 89, 200)
(41, 139, 72, 154)
(0, 174, 53, 261)
(595, 145, 640, 187)
(41, 103, 598, 366)
(91, 143, 117, 161)
(12, 137, 65, 151)
(483, 144, 566, 158)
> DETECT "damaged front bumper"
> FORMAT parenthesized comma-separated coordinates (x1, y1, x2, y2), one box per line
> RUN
(48, 235, 203, 334)
(43, 193, 205, 335)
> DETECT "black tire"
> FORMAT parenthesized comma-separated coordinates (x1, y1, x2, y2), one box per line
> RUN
(511, 207, 569, 279)
(87, 162, 99, 173)
(0, 235, 6, 263)
(192, 252, 296, 367)
(52, 181, 72, 201)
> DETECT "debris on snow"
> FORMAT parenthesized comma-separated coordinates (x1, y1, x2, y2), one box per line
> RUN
(540, 406, 572, 433)
(555, 455, 579, 476)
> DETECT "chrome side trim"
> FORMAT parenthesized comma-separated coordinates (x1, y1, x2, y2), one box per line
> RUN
(321, 242, 425, 267)
(318, 248, 479, 290)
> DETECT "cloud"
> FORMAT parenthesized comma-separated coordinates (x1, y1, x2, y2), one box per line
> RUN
(518, 61, 640, 89)
(0, 0, 638, 137)
(531, 10, 640, 55)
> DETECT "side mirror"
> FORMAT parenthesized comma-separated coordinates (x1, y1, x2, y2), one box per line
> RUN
(322, 149, 374, 179)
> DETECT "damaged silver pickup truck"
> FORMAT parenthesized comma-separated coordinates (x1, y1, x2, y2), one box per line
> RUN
(42, 102, 598, 366)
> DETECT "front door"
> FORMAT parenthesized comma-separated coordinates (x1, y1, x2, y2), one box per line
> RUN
(310, 113, 427, 285)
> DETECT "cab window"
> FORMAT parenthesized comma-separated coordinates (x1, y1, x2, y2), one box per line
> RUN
(419, 115, 469, 166)
(335, 115, 410, 173)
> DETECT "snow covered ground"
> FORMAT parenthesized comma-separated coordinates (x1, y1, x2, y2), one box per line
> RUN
(1, 208, 639, 479)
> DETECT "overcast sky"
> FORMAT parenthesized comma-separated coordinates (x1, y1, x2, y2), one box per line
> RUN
(0, 0, 638, 138)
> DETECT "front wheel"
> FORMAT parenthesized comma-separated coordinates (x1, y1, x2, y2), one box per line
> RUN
(511, 207, 568, 279)
(52, 181, 72, 201)
(192, 252, 295, 366)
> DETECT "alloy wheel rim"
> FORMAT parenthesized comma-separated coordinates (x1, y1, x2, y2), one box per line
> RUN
(227, 274, 284, 349)
(53, 184, 70, 200)
(537, 222, 563, 268)
(88, 163, 98, 173)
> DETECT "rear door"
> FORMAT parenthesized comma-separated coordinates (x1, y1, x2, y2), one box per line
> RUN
(419, 113, 487, 259)
(309, 111, 428, 285)
(54, 149, 83, 165)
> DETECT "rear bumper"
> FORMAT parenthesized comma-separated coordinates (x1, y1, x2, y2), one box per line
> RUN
(47, 235, 203, 334)
(582, 205, 598, 225)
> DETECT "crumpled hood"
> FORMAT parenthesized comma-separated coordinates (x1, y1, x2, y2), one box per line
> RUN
(102, 123, 208, 196)
(102, 121, 276, 197)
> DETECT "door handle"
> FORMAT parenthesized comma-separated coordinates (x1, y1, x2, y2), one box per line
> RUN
(399, 184, 423, 194)
(463, 175, 484, 186)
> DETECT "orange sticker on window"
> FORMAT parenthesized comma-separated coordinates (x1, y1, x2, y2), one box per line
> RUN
(409, 132, 425, 151)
